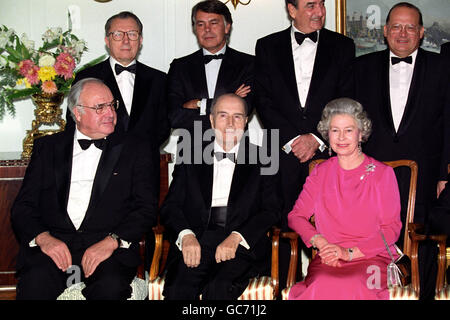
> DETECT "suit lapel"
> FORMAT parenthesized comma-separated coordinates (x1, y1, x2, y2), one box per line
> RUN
(81, 134, 123, 226)
(54, 129, 75, 215)
(128, 61, 148, 129)
(305, 29, 333, 110)
(277, 28, 301, 107)
(191, 50, 209, 98)
(214, 47, 236, 97)
(396, 49, 425, 137)
(379, 49, 398, 138)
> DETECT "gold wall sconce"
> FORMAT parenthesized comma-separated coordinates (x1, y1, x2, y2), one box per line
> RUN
(224, 0, 252, 9)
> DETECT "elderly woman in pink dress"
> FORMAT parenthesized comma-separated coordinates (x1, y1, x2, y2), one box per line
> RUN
(287, 98, 402, 300)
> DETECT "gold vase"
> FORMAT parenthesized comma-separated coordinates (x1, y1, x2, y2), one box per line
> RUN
(22, 92, 66, 159)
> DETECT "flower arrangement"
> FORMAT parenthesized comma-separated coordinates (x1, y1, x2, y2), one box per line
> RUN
(0, 24, 104, 120)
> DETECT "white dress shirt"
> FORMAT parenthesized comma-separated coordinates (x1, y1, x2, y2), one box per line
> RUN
(389, 49, 417, 132)
(176, 141, 250, 250)
(199, 45, 227, 115)
(67, 129, 103, 230)
(110, 56, 136, 116)
(283, 24, 325, 153)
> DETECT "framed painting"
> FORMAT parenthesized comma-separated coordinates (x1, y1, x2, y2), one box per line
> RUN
(335, 0, 450, 56)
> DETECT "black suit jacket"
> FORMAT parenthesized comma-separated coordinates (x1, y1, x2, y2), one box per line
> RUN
(254, 27, 355, 226)
(167, 46, 254, 132)
(351, 48, 450, 222)
(11, 129, 159, 269)
(429, 173, 450, 242)
(66, 59, 170, 147)
(441, 42, 450, 57)
(160, 138, 281, 260)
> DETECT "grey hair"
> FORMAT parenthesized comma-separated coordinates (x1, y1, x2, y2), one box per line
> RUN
(210, 93, 248, 116)
(317, 97, 372, 142)
(67, 78, 106, 121)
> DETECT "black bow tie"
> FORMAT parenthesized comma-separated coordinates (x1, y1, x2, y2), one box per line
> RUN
(78, 138, 106, 150)
(214, 152, 236, 162)
(295, 31, 318, 46)
(391, 56, 412, 65)
(204, 53, 225, 64)
(115, 63, 136, 75)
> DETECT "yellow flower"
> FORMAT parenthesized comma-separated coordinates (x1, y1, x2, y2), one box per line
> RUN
(37, 66, 57, 82)
(16, 77, 31, 88)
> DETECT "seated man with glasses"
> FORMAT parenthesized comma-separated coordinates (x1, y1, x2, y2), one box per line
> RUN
(12, 78, 159, 300)
(350, 1, 450, 300)
(65, 11, 169, 168)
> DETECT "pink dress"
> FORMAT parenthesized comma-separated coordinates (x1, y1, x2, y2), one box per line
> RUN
(287, 155, 402, 300)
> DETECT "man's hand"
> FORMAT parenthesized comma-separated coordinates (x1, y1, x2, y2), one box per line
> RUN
(181, 234, 201, 268)
(36, 231, 72, 272)
(81, 236, 118, 278)
(215, 233, 241, 263)
(437, 180, 447, 198)
(235, 84, 251, 98)
(291, 134, 319, 163)
(183, 99, 200, 109)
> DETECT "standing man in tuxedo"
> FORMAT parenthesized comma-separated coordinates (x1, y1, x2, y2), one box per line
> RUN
(254, 0, 355, 289)
(167, 0, 254, 135)
(12, 78, 158, 300)
(66, 11, 170, 150)
(351, 2, 450, 299)
(161, 94, 281, 300)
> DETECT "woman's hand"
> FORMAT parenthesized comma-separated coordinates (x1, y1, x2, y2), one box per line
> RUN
(318, 243, 349, 267)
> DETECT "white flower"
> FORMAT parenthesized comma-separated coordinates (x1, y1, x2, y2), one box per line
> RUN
(0, 29, 14, 49)
(20, 33, 35, 51)
(42, 27, 63, 43)
(38, 54, 56, 67)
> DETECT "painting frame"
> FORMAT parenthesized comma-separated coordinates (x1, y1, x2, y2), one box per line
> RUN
(335, 0, 450, 56)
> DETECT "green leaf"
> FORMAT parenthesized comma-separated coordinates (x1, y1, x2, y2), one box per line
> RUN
(74, 54, 107, 74)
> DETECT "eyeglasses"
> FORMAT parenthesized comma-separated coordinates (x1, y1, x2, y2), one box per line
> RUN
(387, 24, 419, 34)
(77, 100, 119, 114)
(107, 30, 140, 41)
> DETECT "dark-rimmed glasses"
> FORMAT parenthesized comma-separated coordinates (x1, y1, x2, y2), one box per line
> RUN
(77, 100, 119, 114)
(107, 30, 140, 41)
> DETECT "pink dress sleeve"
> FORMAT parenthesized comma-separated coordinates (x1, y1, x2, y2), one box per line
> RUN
(355, 166, 402, 258)
(287, 165, 321, 248)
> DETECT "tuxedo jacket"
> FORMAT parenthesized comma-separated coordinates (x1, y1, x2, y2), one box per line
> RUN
(351, 48, 450, 221)
(254, 27, 355, 226)
(11, 128, 159, 269)
(66, 59, 170, 148)
(167, 46, 254, 132)
(160, 139, 281, 261)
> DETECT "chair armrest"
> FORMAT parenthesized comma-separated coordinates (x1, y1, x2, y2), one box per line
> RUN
(408, 223, 428, 296)
(270, 227, 280, 298)
(427, 232, 447, 295)
(280, 231, 299, 289)
(149, 224, 165, 281)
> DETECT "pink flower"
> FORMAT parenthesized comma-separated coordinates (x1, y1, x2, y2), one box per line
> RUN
(54, 52, 75, 80)
(18, 60, 40, 85)
(41, 80, 58, 94)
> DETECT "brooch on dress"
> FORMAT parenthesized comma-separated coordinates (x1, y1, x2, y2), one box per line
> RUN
(360, 163, 376, 180)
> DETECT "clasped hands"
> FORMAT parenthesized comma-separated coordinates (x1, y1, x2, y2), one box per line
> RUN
(291, 134, 320, 163)
(182, 83, 251, 109)
(35, 231, 118, 278)
(181, 233, 241, 268)
(311, 235, 351, 268)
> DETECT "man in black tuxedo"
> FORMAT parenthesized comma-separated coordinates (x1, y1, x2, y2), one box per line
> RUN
(161, 94, 281, 300)
(254, 0, 355, 289)
(167, 0, 254, 134)
(255, 0, 355, 229)
(12, 78, 158, 300)
(351, 2, 450, 299)
(66, 11, 169, 149)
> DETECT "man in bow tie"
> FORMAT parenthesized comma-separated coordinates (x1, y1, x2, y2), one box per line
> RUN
(350, 2, 450, 299)
(254, 0, 355, 289)
(161, 94, 281, 299)
(167, 0, 254, 136)
(65, 11, 169, 162)
(12, 78, 158, 299)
